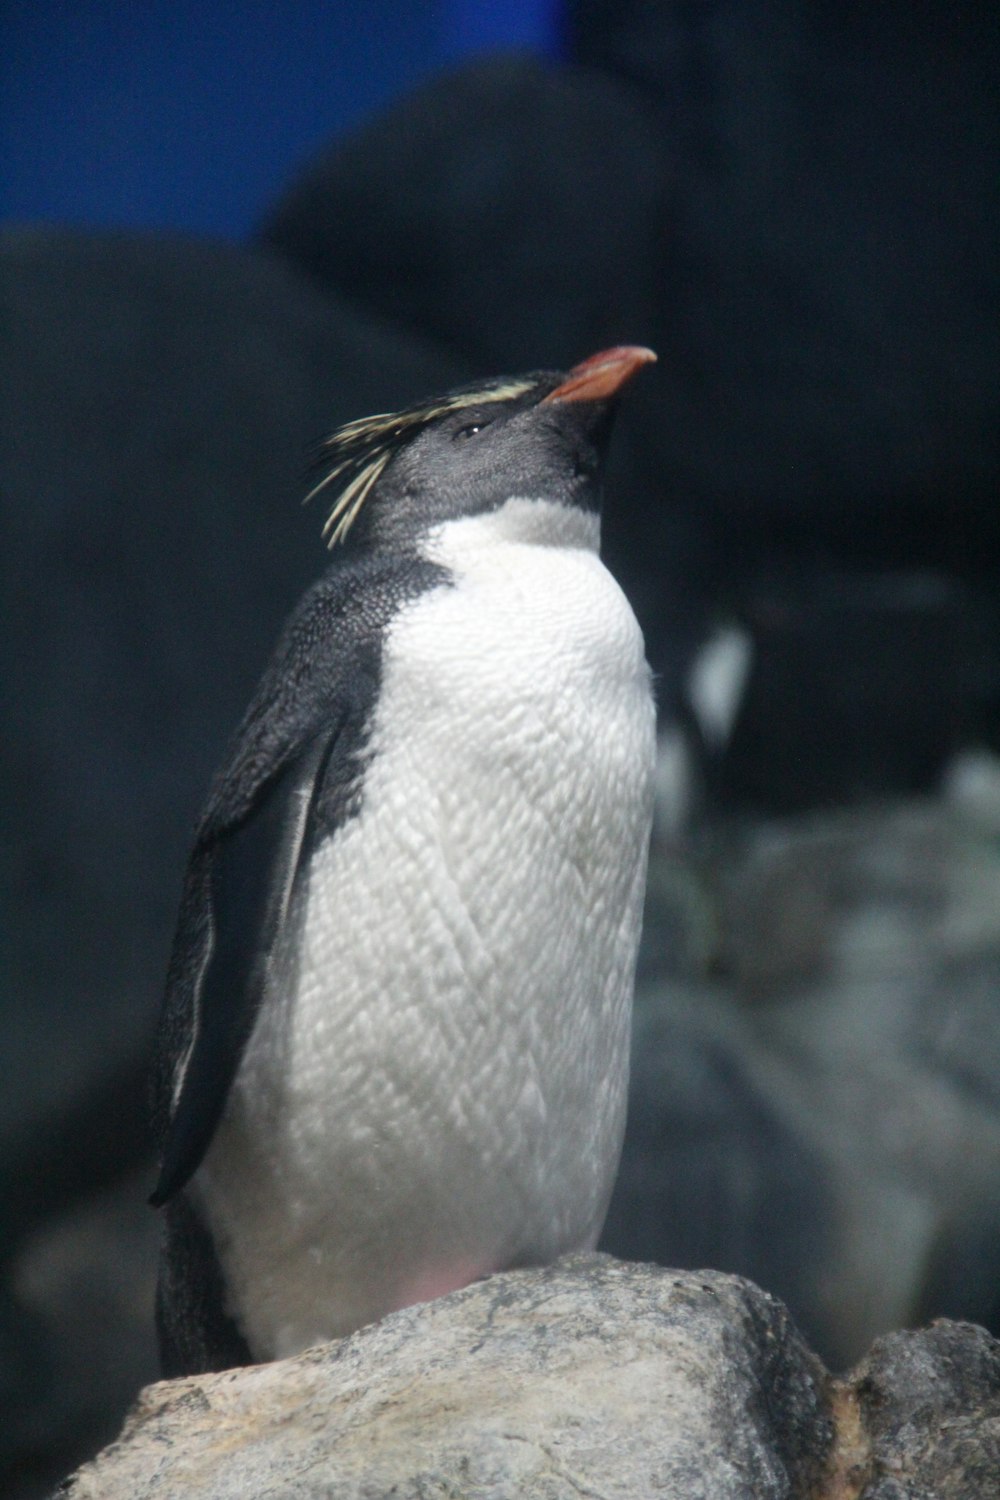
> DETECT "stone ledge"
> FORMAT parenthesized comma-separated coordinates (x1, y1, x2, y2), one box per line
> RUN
(56, 1254, 1000, 1499)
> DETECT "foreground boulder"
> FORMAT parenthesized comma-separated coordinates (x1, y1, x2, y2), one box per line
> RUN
(58, 1255, 999, 1499)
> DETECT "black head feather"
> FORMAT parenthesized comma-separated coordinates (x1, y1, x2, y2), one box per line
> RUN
(305, 374, 547, 547)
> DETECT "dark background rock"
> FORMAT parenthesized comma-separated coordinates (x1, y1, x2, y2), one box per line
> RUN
(5, 1174, 159, 1500)
(569, 0, 1000, 554)
(261, 55, 668, 378)
(713, 569, 1000, 813)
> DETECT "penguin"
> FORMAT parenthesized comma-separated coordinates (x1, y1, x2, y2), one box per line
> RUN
(149, 345, 658, 1376)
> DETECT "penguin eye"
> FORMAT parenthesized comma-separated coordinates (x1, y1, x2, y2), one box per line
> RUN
(453, 420, 490, 440)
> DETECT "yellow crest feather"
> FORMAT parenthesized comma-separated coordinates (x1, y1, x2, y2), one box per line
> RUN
(306, 378, 539, 547)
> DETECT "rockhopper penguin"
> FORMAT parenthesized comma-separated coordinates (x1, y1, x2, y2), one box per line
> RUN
(150, 346, 658, 1375)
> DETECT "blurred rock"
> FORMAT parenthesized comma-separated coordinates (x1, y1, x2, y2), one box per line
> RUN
(944, 748, 1000, 837)
(1, 1172, 159, 1500)
(610, 772, 1000, 1365)
(58, 1256, 1000, 1499)
(715, 568, 1000, 812)
(601, 983, 833, 1353)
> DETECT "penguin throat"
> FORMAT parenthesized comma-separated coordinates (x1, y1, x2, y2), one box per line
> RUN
(422, 497, 601, 559)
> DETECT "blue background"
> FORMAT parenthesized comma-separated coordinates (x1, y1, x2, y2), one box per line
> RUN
(0, 1, 561, 237)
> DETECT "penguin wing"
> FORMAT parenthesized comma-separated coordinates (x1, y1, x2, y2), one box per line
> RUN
(150, 554, 445, 1207)
(149, 722, 343, 1208)
(149, 565, 392, 1208)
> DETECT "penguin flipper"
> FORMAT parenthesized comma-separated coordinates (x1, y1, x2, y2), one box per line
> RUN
(149, 554, 440, 1211)
(150, 736, 331, 1207)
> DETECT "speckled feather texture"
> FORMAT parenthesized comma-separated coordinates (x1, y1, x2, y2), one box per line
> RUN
(194, 498, 655, 1358)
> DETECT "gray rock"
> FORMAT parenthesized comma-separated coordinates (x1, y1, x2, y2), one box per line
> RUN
(56, 1256, 1000, 1499)
(60, 1257, 831, 1498)
(846, 1321, 1000, 1499)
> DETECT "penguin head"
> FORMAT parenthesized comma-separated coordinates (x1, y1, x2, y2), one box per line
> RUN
(308, 346, 656, 551)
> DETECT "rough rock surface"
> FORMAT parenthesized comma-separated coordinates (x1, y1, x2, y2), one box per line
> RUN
(845, 1320, 1000, 1499)
(57, 1256, 999, 1500)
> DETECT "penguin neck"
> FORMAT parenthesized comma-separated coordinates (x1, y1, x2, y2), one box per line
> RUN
(419, 496, 601, 568)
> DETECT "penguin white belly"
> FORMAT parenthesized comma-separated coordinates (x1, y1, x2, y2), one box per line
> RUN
(194, 499, 655, 1359)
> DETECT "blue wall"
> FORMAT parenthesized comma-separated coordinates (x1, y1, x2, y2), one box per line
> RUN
(0, 1, 561, 238)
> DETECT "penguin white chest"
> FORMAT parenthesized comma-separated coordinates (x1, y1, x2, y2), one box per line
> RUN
(197, 499, 655, 1358)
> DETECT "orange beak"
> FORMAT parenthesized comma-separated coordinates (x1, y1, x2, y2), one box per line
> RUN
(541, 345, 657, 405)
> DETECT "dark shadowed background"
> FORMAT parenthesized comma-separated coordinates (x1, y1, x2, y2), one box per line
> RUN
(2, 3, 999, 1495)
